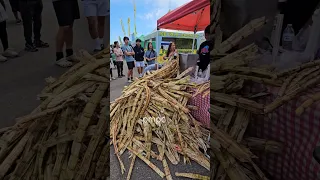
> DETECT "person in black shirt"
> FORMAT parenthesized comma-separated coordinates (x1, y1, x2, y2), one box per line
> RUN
(197, 25, 214, 72)
(133, 39, 145, 78)
(19, 0, 49, 52)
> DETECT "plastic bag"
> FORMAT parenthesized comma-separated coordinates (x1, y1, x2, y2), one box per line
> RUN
(191, 65, 210, 84)
(293, 25, 311, 51)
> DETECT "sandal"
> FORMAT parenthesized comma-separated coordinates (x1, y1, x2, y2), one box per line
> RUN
(55, 58, 73, 67)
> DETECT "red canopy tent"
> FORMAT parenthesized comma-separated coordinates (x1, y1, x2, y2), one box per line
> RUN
(157, 0, 210, 32)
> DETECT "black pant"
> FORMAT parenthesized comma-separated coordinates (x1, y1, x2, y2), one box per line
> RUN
(116, 61, 123, 76)
(0, 1, 8, 51)
(110, 68, 113, 77)
(19, 0, 43, 45)
(0, 21, 8, 51)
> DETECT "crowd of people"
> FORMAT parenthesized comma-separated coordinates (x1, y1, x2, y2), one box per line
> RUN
(110, 36, 181, 82)
(110, 25, 212, 83)
(0, 0, 108, 66)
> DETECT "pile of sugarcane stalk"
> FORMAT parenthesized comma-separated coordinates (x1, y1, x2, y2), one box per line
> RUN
(210, 7, 320, 179)
(0, 49, 110, 180)
(111, 57, 210, 180)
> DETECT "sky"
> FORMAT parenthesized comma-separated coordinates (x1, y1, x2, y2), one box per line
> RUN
(110, 0, 193, 44)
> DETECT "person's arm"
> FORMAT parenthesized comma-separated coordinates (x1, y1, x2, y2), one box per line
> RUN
(119, 49, 123, 56)
(124, 50, 130, 56)
(144, 51, 149, 61)
(151, 51, 157, 60)
(130, 46, 135, 55)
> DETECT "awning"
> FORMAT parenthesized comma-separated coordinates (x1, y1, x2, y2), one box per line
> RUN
(157, 0, 210, 32)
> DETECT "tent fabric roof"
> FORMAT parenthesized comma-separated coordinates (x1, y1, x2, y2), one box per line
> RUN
(157, 0, 210, 32)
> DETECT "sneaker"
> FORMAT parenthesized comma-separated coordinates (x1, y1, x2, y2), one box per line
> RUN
(16, 19, 22, 25)
(34, 40, 49, 48)
(3, 49, 18, 57)
(118, 75, 122, 78)
(25, 43, 38, 52)
(128, 79, 133, 83)
(55, 58, 73, 68)
(110, 77, 112, 81)
(112, 77, 116, 80)
(0, 54, 7, 62)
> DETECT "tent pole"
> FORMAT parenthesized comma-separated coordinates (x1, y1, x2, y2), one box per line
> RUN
(192, 32, 196, 52)
(192, 8, 205, 53)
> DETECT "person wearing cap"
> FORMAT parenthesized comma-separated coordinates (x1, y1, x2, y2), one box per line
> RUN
(133, 38, 145, 77)
(121, 36, 135, 82)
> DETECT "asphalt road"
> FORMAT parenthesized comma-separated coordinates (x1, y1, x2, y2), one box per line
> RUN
(0, 0, 96, 128)
(110, 67, 210, 180)
(0, 0, 113, 128)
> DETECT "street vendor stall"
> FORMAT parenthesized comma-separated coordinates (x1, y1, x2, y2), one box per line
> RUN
(143, 30, 203, 64)
(156, 0, 210, 72)
(157, 0, 210, 51)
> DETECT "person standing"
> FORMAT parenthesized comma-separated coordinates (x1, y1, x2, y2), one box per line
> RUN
(19, 0, 49, 52)
(83, 0, 107, 52)
(122, 36, 135, 82)
(144, 42, 157, 66)
(0, 0, 18, 62)
(197, 25, 214, 71)
(53, 0, 80, 67)
(8, 0, 22, 24)
(113, 41, 124, 78)
(133, 39, 144, 78)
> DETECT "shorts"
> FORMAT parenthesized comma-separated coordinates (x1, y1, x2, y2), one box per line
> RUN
(126, 61, 135, 70)
(135, 61, 144, 67)
(53, 0, 80, 26)
(83, 0, 108, 17)
(9, 0, 19, 12)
